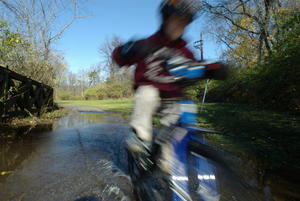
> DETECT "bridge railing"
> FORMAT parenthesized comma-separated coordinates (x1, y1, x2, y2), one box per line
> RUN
(0, 65, 54, 122)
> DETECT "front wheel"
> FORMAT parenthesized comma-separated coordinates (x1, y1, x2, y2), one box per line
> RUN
(127, 148, 171, 201)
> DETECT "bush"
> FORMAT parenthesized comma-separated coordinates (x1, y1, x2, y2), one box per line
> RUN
(70, 94, 84, 100)
(205, 14, 300, 112)
(84, 80, 132, 100)
(58, 91, 71, 100)
(84, 86, 100, 100)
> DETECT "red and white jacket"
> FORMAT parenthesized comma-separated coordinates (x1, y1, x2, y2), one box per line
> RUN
(112, 30, 197, 98)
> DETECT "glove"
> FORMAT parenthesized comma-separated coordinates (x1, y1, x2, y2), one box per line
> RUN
(204, 62, 230, 80)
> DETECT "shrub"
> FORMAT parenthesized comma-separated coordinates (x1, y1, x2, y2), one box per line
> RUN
(58, 91, 71, 100)
(84, 80, 132, 100)
(84, 86, 101, 100)
(205, 23, 299, 111)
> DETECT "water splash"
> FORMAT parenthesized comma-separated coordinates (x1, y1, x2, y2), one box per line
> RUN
(88, 159, 132, 201)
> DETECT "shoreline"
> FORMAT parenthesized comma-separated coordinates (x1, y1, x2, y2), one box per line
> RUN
(0, 107, 69, 138)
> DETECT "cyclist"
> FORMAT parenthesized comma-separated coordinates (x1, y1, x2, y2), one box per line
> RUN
(112, 0, 227, 173)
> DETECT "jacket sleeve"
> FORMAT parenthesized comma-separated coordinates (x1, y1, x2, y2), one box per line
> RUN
(112, 40, 144, 67)
(112, 46, 132, 67)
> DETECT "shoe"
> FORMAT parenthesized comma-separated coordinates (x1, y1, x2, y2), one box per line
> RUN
(126, 134, 151, 154)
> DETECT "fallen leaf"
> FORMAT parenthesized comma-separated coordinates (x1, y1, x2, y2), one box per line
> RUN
(0, 171, 13, 176)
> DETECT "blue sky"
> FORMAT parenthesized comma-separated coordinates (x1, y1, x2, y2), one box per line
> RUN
(56, 0, 222, 73)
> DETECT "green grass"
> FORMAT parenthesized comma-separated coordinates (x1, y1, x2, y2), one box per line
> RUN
(56, 99, 133, 115)
(14, 107, 69, 123)
(198, 103, 300, 172)
(198, 103, 299, 134)
(38, 107, 70, 120)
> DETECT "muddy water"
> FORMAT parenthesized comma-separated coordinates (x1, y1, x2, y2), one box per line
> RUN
(0, 107, 299, 201)
(0, 108, 133, 201)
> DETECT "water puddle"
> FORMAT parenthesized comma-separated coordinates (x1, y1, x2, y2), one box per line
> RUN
(0, 109, 127, 178)
(0, 108, 134, 201)
(0, 108, 299, 201)
(53, 110, 127, 130)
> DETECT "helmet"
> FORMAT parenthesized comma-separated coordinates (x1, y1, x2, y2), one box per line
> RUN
(160, 0, 200, 22)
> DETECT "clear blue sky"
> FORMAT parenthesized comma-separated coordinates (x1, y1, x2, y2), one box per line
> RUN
(56, 0, 222, 73)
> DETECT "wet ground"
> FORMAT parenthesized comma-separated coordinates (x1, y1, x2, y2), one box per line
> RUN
(0, 106, 299, 201)
(0, 106, 133, 201)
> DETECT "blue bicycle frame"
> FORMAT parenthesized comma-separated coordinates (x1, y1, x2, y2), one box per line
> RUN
(168, 100, 220, 201)
(128, 100, 221, 201)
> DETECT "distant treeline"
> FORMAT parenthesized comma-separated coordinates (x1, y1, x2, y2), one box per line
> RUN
(56, 36, 133, 101)
(59, 79, 132, 100)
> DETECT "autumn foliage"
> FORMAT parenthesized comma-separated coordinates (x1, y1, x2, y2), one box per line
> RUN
(206, 10, 300, 112)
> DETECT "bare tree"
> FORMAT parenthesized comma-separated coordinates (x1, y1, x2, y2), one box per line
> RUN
(77, 68, 89, 97)
(99, 36, 123, 80)
(0, 0, 87, 86)
(0, 0, 86, 60)
(87, 64, 101, 86)
(200, 0, 297, 65)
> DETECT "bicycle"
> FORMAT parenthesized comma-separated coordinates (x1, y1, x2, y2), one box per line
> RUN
(127, 99, 223, 201)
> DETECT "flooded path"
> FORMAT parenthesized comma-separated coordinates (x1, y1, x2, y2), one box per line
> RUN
(0, 107, 133, 201)
(0, 106, 299, 201)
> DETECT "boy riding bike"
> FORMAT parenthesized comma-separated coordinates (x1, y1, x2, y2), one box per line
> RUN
(112, 0, 228, 173)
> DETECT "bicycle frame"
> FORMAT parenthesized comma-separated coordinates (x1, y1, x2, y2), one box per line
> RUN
(128, 100, 221, 201)
(168, 125, 220, 201)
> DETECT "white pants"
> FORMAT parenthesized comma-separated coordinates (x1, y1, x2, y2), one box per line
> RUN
(130, 85, 181, 172)
(130, 85, 181, 142)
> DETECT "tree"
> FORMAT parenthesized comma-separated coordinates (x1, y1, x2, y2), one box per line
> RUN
(67, 72, 78, 95)
(0, 20, 26, 67)
(87, 68, 101, 86)
(99, 36, 124, 80)
(0, 0, 85, 60)
(0, 0, 86, 86)
(200, 8, 300, 111)
(77, 68, 89, 98)
(80, 36, 133, 100)
(201, 0, 300, 66)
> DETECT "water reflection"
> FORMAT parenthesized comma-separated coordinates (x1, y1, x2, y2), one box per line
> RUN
(0, 110, 125, 182)
(0, 124, 52, 183)
(0, 110, 127, 184)
(0, 110, 133, 201)
(53, 110, 127, 130)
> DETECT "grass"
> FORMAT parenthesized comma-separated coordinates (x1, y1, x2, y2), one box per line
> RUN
(198, 102, 300, 174)
(3, 107, 69, 126)
(56, 99, 132, 115)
